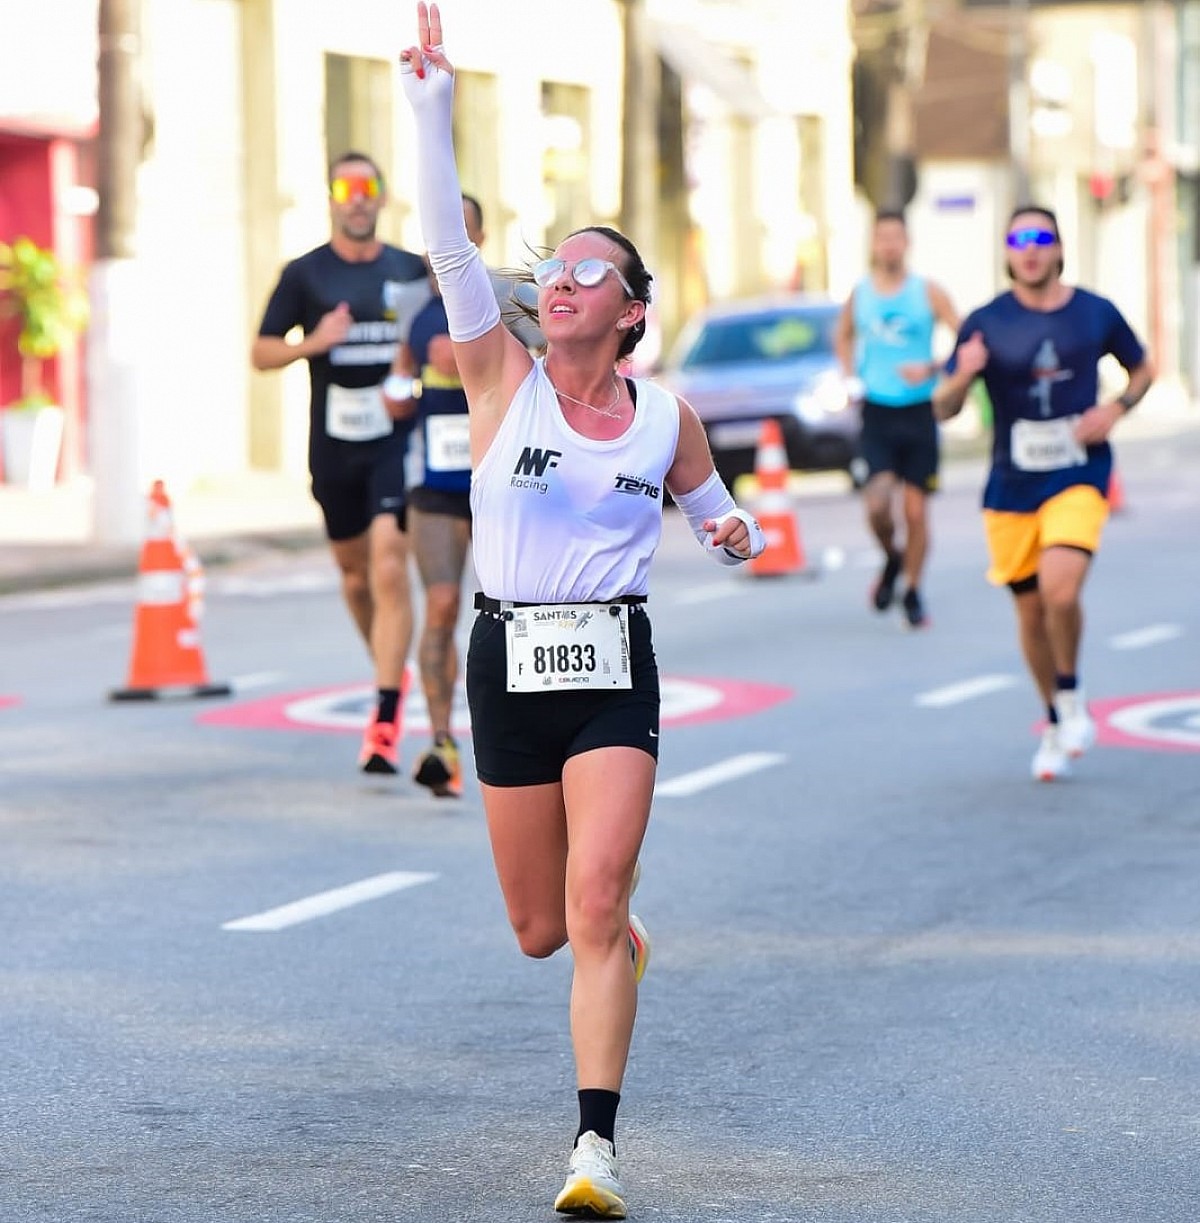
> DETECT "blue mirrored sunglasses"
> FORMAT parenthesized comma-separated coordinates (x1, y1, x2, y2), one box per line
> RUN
(533, 257, 634, 298)
(1006, 227, 1057, 250)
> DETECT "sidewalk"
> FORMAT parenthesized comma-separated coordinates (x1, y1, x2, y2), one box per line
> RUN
(0, 470, 324, 596)
(1, 389, 1196, 597)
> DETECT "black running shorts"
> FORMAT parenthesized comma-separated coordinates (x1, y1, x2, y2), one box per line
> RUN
(408, 485, 472, 521)
(310, 441, 408, 541)
(466, 606, 660, 787)
(860, 399, 939, 491)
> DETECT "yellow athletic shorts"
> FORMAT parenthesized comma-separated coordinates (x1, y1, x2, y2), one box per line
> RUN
(982, 484, 1109, 587)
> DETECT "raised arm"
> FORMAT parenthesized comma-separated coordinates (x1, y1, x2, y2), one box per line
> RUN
(399, 3, 531, 442)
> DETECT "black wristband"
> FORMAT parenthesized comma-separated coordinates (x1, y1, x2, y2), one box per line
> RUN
(1117, 390, 1137, 412)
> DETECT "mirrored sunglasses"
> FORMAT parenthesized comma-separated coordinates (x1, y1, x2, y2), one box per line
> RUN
(1006, 227, 1057, 250)
(330, 175, 381, 204)
(532, 257, 634, 298)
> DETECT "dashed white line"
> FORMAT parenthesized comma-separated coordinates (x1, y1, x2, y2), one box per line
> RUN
(654, 752, 786, 798)
(915, 674, 1018, 708)
(673, 582, 749, 606)
(222, 870, 437, 932)
(1109, 623, 1183, 651)
(230, 670, 287, 692)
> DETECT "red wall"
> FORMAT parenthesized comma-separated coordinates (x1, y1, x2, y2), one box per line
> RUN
(0, 131, 92, 477)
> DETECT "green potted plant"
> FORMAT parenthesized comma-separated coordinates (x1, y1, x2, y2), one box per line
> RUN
(0, 236, 89, 489)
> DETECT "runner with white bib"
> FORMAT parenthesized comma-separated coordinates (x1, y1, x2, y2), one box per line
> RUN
(252, 150, 432, 777)
(399, 5, 765, 1215)
(934, 204, 1154, 783)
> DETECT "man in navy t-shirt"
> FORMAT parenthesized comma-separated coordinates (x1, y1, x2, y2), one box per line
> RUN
(934, 204, 1154, 782)
(252, 150, 430, 777)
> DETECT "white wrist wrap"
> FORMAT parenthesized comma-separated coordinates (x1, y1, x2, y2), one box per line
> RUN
(407, 71, 500, 342)
(672, 472, 765, 566)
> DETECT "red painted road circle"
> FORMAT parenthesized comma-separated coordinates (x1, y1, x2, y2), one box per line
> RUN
(1091, 691, 1200, 754)
(198, 675, 794, 736)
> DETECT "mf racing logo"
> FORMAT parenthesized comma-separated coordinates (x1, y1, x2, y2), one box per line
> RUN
(510, 446, 562, 493)
(614, 472, 660, 498)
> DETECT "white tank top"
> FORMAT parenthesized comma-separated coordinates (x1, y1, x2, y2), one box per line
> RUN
(470, 358, 681, 602)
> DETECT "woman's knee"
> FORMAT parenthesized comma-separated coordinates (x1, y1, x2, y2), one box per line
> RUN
(512, 915, 567, 960)
(565, 877, 628, 951)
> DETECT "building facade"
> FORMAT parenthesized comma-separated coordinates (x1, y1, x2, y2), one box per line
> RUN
(0, 0, 856, 500)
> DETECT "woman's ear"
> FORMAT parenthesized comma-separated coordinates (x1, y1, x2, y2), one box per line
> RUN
(619, 301, 646, 332)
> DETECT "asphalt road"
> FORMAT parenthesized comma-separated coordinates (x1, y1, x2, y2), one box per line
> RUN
(2, 428, 1198, 1223)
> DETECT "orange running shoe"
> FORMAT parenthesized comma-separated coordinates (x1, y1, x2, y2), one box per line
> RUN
(412, 735, 461, 797)
(359, 718, 400, 775)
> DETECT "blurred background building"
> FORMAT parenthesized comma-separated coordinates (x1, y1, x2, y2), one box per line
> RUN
(0, 0, 1195, 533)
(853, 0, 1199, 398)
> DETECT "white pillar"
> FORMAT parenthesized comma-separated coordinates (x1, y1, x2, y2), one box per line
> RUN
(88, 258, 148, 543)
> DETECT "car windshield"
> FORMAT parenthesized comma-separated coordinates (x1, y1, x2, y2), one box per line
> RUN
(679, 308, 834, 370)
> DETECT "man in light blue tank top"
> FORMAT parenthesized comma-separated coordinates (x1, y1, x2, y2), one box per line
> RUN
(835, 210, 959, 627)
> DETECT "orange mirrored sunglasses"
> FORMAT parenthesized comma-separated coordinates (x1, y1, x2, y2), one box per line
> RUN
(330, 175, 381, 204)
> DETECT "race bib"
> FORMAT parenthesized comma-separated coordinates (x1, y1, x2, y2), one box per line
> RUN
(505, 604, 632, 692)
(326, 384, 392, 442)
(425, 414, 471, 472)
(1011, 416, 1086, 472)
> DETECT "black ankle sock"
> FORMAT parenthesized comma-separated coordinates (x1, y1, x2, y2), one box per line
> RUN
(1056, 674, 1078, 692)
(376, 688, 400, 724)
(576, 1089, 620, 1148)
(1047, 703, 1059, 724)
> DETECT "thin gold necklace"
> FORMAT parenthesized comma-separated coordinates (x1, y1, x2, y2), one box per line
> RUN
(549, 371, 623, 419)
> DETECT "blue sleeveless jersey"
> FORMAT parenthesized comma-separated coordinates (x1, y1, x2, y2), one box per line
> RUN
(853, 274, 936, 407)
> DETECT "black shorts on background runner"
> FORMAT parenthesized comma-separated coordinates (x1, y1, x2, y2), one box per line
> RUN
(860, 399, 939, 491)
(409, 486, 472, 521)
(311, 440, 408, 540)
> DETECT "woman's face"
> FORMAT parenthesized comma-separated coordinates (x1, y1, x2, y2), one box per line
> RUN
(537, 232, 641, 344)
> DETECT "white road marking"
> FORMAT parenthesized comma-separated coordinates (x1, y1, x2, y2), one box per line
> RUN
(222, 870, 437, 932)
(654, 751, 785, 798)
(673, 582, 748, 605)
(915, 674, 1018, 708)
(231, 670, 287, 692)
(1109, 623, 1183, 651)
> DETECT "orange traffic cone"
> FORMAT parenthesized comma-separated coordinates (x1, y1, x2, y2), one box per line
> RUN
(109, 480, 231, 701)
(747, 419, 807, 577)
(1107, 467, 1126, 513)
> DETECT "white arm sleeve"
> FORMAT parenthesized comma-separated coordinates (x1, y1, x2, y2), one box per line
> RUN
(402, 60, 501, 343)
(671, 471, 767, 565)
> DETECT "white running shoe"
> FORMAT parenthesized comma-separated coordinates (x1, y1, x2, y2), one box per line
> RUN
(554, 1131, 627, 1218)
(1054, 689, 1096, 758)
(1032, 725, 1071, 782)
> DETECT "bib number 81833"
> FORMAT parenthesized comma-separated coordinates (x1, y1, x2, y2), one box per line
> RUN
(505, 604, 632, 692)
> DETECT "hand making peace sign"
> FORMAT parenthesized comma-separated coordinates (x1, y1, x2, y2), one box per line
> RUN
(399, 2, 453, 99)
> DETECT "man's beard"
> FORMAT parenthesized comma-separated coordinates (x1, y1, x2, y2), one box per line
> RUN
(339, 215, 377, 242)
(1014, 264, 1055, 292)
